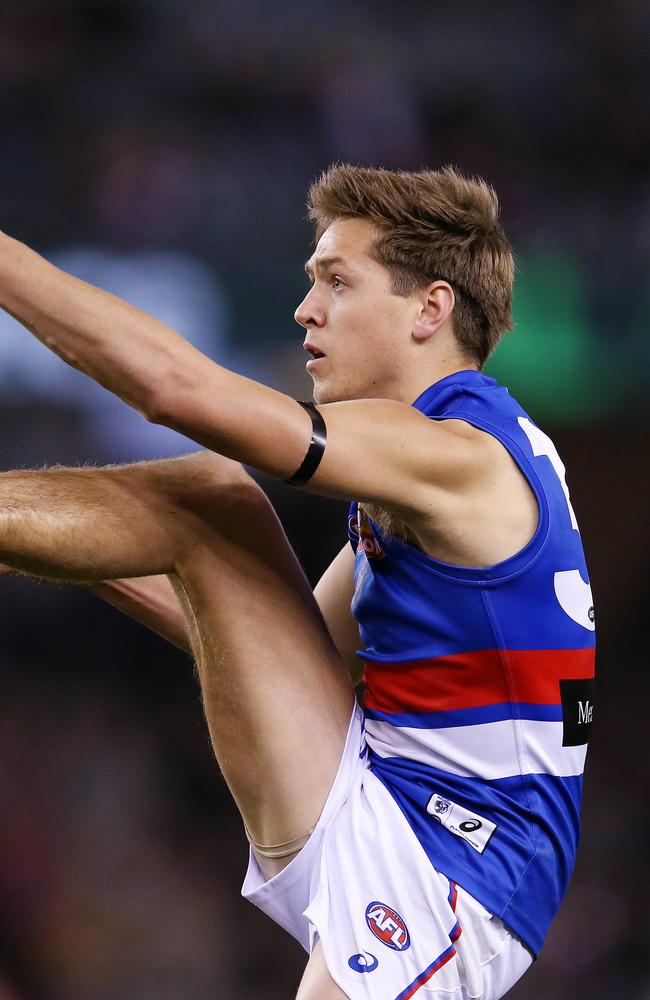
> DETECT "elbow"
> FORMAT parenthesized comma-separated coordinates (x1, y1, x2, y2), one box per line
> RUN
(138, 373, 177, 426)
(141, 392, 165, 427)
(140, 367, 201, 437)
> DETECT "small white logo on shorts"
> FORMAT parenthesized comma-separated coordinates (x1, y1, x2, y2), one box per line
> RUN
(426, 794, 497, 854)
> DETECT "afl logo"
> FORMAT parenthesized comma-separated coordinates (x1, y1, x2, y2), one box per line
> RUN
(365, 901, 410, 951)
(357, 508, 384, 560)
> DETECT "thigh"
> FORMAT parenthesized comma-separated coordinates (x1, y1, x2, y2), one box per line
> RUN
(170, 452, 355, 850)
(297, 942, 349, 1000)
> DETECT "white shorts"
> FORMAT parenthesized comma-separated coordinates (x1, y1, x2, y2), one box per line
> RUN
(242, 704, 532, 999)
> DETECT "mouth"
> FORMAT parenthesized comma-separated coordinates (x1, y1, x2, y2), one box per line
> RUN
(304, 343, 327, 372)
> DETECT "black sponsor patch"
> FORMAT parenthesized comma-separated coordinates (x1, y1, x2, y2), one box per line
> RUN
(560, 678, 595, 746)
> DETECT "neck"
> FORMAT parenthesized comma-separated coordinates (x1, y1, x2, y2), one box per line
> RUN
(397, 357, 478, 406)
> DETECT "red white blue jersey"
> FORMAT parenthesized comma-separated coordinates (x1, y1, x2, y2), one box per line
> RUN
(347, 370, 595, 956)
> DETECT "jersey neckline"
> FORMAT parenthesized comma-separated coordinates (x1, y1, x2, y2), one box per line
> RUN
(410, 369, 497, 412)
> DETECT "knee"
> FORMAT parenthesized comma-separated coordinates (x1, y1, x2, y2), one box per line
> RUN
(152, 451, 273, 537)
(172, 451, 266, 512)
(144, 450, 255, 503)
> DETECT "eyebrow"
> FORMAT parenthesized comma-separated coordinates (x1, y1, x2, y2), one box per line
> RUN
(304, 255, 348, 278)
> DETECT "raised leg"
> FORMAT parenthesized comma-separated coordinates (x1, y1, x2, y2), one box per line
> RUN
(296, 942, 348, 999)
(163, 455, 356, 853)
(0, 452, 355, 855)
(0, 458, 188, 581)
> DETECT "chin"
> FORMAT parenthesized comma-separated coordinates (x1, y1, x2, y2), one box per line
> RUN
(312, 381, 334, 405)
(313, 386, 352, 405)
(312, 375, 367, 405)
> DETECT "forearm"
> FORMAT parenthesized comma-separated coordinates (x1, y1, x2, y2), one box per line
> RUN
(90, 576, 192, 654)
(0, 235, 449, 506)
(0, 234, 189, 417)
(0, 234, 309, 477)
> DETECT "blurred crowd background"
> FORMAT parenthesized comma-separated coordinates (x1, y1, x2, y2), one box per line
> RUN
(0, 0, 648, 997)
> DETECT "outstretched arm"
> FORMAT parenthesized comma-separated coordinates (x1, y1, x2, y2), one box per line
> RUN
(0, 234, 309, 481)
(0, 235, 485, 514)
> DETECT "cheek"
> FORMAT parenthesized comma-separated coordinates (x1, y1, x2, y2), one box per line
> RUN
(328, 288, 410, 377)
(333, 294, 368, 332)
(336, 292, 394, 343)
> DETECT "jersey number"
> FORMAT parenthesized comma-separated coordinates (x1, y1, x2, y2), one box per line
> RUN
(518, 418, 594, 631)
(518, 417, 578, 530)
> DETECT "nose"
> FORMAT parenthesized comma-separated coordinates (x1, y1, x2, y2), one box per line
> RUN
(294, 285, 325, 329)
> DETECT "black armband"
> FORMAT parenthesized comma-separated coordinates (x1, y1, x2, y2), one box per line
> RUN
(285, 401, 327, 486)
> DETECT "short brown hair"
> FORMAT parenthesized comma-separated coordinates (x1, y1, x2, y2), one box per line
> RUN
(307, 164, 514, 367)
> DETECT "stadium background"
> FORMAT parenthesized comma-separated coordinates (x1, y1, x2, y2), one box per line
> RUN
(0, 1, 648, 997)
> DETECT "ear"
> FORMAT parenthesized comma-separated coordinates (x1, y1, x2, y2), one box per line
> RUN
(412, 281, 455, 342)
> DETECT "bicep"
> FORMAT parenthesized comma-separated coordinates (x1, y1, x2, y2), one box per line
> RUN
(304, 399, 478, 516)
(314, 544, 363, 685)
(160, 363, 469, 513)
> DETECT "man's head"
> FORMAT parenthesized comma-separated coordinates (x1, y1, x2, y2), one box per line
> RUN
(295, 164, 513, 404)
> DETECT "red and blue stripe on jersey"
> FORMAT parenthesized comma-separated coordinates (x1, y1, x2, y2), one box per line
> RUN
(348, 370, 596, 956)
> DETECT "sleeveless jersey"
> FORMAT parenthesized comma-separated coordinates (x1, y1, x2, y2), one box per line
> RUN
(347, 369, 596, 956)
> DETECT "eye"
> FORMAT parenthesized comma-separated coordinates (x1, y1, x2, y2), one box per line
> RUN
(331, 275, 344, 290)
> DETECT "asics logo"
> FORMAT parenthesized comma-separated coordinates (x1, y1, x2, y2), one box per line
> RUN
(348, 951, 379, 973)
(459, 819, 482, 833)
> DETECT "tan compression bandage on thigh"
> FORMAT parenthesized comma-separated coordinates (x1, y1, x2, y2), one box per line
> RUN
(245, 824, 315, 860)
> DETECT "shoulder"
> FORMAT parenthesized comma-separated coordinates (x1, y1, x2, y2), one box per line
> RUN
(412, 416, 507, 490)
(304, 397, 504, 515)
